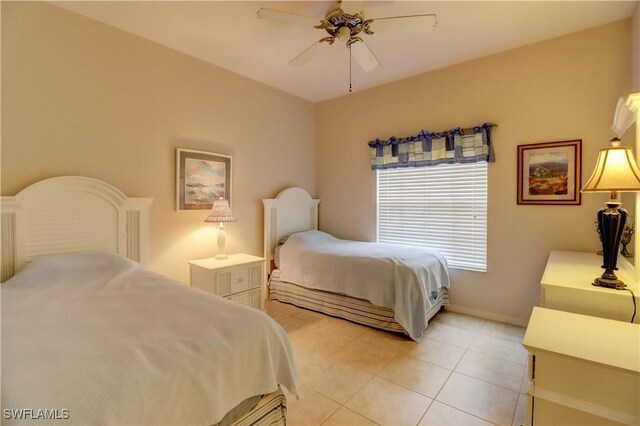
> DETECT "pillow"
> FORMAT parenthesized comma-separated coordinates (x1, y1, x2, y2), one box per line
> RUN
(6, 252, 140, 288)
(278, 235, 291, 246)
(274, 245, 282, 269)
(274, 234, 295, 269)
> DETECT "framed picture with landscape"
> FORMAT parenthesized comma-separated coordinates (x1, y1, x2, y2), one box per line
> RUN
(517, 140, 581, 205)
(176, 148, 232, 211)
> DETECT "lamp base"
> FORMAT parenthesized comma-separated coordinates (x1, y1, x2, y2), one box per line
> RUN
(594, 200, 628, 292)
(592, 276, 626, 290)
(216, 224, 227, 260)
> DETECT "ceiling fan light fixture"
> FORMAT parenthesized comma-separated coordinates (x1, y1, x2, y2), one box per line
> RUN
(257, 1, 437, 92)
(337, 26, 351, 41)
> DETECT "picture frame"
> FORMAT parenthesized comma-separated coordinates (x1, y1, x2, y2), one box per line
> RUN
(176, 148, 232, 211)
(517, 140, 582, 205)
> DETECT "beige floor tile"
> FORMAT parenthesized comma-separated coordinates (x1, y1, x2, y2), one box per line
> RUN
(512, 394, 528, 426)
(264, 299, 283, 314)
(284, 384, 340, 426)
(266, 308, 292, 323)
(294, 309, 334, 327)
(345, 376, 432, 426)
(332, 339, 398, 374)
(265, 300, 303, 316)
(356, 328, 415, 352)
(320, 318, 370, 339)
(418, 401, 493, 425)
(322, 406, 378, 426)
(468, 334, 529, 365)
(291, 325, 357, 356)
(455, 351, 525, 391)
(402, 337, 466, 370)
(436, 373, 518, 426)
(477, 321, 525, 343)
(423, 322, 476, 348)
(300, 358, 373, 404)
(293, 346, 329, 378)
(377, 354, 451, 398)
(434, 311, 486, 331)
(275, 315, 320, 339)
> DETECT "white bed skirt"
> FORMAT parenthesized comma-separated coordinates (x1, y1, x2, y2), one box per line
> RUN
(268, 270, 448, 336)
(225, 388, 287, 426)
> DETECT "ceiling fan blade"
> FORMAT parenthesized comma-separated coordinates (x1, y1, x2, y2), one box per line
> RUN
(370, 13, 438, 32)
(340, 0, 365, 14)
(612, 97, 635, 138)
(257, 8, 319, 26)
(350, 40, 380, 72)
(289, 41, 327, 66)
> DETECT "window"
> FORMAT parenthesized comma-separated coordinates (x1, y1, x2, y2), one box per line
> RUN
(377, 162, 488, 271)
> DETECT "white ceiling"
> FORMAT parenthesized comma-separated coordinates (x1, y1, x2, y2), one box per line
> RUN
(53, 1, 637, 103)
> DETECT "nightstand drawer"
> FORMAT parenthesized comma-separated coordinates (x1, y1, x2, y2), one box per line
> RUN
(217, 268, 251, 294)
(228, 288, 261, 309)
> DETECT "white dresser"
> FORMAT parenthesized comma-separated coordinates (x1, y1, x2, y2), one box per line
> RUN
(540, 250, 639, 323)
(188, 254, 266, 310)
(523, 307, 640, 425)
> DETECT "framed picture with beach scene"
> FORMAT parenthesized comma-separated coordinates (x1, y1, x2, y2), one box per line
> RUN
(176, 148, 232, 211)
(517, 140, 582, 205)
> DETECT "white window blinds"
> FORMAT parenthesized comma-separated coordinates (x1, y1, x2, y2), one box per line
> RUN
(377, 162, 488, 272)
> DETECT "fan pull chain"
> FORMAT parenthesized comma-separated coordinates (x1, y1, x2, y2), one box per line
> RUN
(349, 45, 353, 93)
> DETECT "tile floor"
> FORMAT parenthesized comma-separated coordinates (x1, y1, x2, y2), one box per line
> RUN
(264, 300, 530, 426)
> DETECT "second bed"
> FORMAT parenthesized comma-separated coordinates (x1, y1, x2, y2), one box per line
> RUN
(263, 188, 450, 341)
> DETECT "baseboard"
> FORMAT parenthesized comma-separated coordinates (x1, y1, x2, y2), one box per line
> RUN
(445, 304, 529, 328)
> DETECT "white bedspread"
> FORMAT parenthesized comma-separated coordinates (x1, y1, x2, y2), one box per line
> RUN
(1, 253, 298, 425)
(279, 231, 450, 340)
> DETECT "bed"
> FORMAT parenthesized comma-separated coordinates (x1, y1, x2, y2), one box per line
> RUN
(263, 187, 450, 341)
(1, 176, 297, 426)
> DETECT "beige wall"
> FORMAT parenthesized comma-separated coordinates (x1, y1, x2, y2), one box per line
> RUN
(1, 2, 315, 283)
(316, 20, 632, 324)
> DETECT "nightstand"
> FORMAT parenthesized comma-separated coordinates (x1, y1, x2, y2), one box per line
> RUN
(188, 254, 266, 310)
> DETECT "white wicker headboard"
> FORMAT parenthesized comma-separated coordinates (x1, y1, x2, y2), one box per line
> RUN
(1, 176, 153, 282)
(262, 187, 319, 267)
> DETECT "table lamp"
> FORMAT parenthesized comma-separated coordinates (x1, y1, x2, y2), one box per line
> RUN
(582, 138, 640, 289)
(205, 198, 236, 260)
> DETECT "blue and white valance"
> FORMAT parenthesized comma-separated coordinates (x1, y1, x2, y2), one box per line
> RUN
(368, 123, 496, 170)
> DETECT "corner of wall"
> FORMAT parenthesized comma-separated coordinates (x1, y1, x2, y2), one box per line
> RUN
(633, 2, 640, 91)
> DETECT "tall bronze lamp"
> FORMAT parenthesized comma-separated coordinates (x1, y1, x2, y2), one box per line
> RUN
(582, 138, 640, 289)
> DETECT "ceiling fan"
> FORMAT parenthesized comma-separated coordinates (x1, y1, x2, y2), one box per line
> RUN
(257, 1, 437, 74)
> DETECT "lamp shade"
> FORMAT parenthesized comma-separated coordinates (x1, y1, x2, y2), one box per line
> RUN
(204, 198, 236, 223)
(582, 140, 640, 192)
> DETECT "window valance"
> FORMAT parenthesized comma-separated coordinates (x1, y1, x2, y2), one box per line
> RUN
(368, 123, 496, 170)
